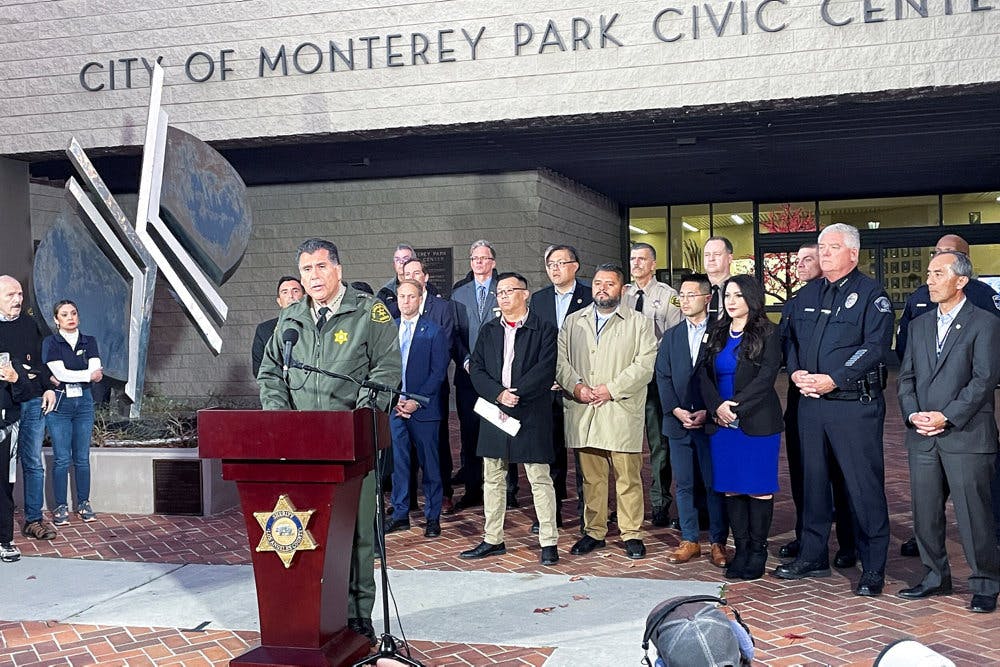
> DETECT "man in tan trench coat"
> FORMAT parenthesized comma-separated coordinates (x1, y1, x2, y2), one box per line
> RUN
(557, 263, 658, 559)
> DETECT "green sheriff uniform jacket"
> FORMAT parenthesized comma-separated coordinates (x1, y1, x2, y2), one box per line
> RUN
(256, 282, 400, 621)
(258, 283, 401, 412)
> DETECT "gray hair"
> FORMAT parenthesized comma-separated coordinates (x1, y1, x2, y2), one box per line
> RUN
(394, 243, 415, 255)
(818, 223, 860, 250)
(630, 242, 657, 260)
(935, 250, 974, 278)
(470, 239, 496, 259)
(296, 238, 340, 264)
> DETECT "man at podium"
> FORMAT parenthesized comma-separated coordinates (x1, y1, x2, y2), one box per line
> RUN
(258, 238, 401, 644)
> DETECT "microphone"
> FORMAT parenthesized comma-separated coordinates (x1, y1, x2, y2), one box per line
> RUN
(281, 328, 299, 372)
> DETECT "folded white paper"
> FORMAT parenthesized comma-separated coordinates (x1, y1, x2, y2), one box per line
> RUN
(474, 397, 521, 436)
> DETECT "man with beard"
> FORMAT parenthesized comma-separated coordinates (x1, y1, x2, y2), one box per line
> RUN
(558, 265, 657, 559)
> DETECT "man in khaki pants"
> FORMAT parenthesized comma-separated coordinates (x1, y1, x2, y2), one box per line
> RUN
(558, 264, 657, 560)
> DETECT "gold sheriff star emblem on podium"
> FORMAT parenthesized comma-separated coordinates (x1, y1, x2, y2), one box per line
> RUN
(254, 494, 319, 568)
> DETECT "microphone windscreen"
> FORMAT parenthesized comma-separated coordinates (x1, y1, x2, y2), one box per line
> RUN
(282, 328, 299, 345)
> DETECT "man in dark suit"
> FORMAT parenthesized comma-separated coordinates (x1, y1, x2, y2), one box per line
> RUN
(384, 279, 451, 538)
(895, 233, 1000, 557)
(402, 257, 457, 511)
(251, 276, 303, 378)
(655, 273, 728, 568)
(461, 272, 560, 565)
(529, 244, 592, 530)
(448, 240, 498, 512)
(896, 250, 1000, 613)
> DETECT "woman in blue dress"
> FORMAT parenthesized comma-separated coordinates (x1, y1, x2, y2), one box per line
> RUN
(697, 274, 783, 580)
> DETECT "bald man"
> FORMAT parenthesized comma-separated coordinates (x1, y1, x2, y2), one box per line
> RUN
(896, 235, 1000, 361)
(895, 234, 1000, 557)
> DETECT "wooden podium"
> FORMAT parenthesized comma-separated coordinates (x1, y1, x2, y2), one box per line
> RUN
(198, 409, 388, 667)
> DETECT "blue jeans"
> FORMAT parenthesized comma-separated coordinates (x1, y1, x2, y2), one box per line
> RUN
(46, 388, 95, 507)
(17, 396, 47, 522)
(669, 430, 728, 545)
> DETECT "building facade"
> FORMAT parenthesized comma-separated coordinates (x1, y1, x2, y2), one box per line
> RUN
(2, 0, 998, 403)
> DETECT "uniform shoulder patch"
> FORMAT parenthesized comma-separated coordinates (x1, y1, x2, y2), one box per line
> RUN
(993, 294, 1000, 311)
(874, 296, 892, 314)
(670, 295, 681, 308)
(371, 301, 391, 323)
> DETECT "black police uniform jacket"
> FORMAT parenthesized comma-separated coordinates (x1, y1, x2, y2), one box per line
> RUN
(895, 278, 1000, 361)
(469, 309, 558, 464)
(785, 268, 894, 389)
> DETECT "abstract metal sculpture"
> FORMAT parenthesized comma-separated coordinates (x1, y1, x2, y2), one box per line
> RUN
(33, 65, 251, 417)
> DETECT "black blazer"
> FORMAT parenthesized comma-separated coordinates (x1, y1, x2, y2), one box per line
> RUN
(696, 322, 784, 437)
(530, 280, 592, 330)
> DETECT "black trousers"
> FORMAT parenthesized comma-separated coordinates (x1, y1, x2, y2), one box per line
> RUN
(785, 387, 856, 552)
(454, 368, 482, 498)
(798, 396, 889, 574)
(1, 424, 15, 544)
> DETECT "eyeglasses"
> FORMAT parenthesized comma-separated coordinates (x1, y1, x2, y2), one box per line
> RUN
(393, 256, 413, 264)
(470, 255, 495, 262)
(545, 260, 577, 269)
(677, 293, 710, 300)
(496, 288, 528, 297)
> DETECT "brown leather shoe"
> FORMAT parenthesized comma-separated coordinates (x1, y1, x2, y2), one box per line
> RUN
(668, 540, 701, 564)
(709, 543, 730, 568)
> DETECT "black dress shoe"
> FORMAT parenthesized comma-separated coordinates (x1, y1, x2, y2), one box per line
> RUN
(507, 492, 519, 509)
(530, 519, 540, 535)
(651, 507, 670, 528)
(855, 571, 884, 597)
(540, 545, 559, 565)
(459, 541, 506, 559)
(348, 617, 377, 644)
(778, 540, 800, 559)
(384, 517, 411, 534)
(570, 535, 606, 555)
(669, 518, 681, 531)
(446, 494, 483, 514)
(424, 520, 441, 538)
(833, 551, 858, 569)
(773, 559, 831, 580)
(898, 581, 952, 599)
(970, 593, 998, 613)
(624, 539, 647, 560)
(900, 536, 920, 558)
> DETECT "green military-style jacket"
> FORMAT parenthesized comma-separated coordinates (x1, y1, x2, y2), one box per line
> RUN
(258, 283, 401, 412)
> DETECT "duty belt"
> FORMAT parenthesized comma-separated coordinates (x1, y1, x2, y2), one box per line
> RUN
(823, 386, 881, 404)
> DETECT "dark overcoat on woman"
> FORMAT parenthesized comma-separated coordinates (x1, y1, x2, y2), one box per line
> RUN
(470, 310, 558, 464)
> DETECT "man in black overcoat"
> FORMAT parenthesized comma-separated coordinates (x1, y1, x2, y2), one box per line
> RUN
(459, 272, 560, 565)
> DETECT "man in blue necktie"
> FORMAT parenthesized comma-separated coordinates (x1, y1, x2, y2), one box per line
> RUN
(384, 280, 450, 538)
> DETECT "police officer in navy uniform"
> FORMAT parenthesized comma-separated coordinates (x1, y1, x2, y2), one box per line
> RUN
(775, 223, 894, 597)
(895, 233, 1000, 557)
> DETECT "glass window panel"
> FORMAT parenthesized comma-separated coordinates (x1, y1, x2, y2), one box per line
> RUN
(881, 245, 929, 302)
(712, 202, 754, 277)
(762, 250, 805, 308)
(942, 192, 1000, 225)
(669, 204, 711, 285)
(628, 206, 667, 272)
(759, 201, 817, 234)
(819, 195, 938, 230)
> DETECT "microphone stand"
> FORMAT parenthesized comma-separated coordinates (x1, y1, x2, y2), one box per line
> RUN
(287, 359, 425, 667)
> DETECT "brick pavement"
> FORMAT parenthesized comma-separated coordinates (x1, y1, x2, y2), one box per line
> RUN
(3, 376, 1000, 665)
